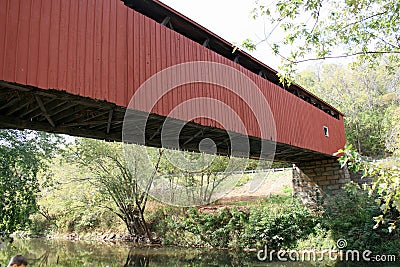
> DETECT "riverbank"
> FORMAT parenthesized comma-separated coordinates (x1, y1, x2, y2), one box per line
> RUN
(28, 187, 400, 258)
(29, 170, 293, 243)
(26, 165, 400, 258)
(149, 186, 399, 257)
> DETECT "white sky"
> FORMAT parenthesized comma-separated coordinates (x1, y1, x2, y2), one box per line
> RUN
(158, 0, 280, 69)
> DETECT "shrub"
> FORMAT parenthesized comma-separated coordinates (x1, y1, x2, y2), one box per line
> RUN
(151, 197, 318, 250)
(242, 199, 317, 249)
(182, 207, 248, 248)
(323, 182, 400, 255)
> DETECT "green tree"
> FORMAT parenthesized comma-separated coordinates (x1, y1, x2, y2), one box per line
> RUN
(339, 146, 400, 232)
(385, 105, 400, 155)
(157, 151, 233, 205)
(155, 150, 261, 205)
(73, 138, 162, 241)
(247, 0, 399, 80)
(323, 182, 399, 254)
(32, 156, 119, 235)
(297, 63, 399, 156)
(0, 129, 62, 238)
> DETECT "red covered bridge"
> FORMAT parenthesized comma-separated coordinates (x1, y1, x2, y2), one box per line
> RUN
(0, 0, 349, 201)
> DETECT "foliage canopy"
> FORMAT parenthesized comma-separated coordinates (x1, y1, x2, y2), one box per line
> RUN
(73, 138, 162, 241)
(339, 145, 400, 233)
(0, 129, 62, 237)
(297, 63, 400, 156)
(248, 0, 400, 80)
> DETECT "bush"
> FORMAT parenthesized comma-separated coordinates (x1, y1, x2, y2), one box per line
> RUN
(183, 207, 248, 248)
(242, 199, 317, 249)
(323, 182, 400, 255)
(151, 196, 319, 250)
(148, 206, 203, 247)
(146, 188, 400, 255)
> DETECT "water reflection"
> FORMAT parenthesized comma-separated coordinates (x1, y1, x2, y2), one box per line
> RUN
(0, 239, 397, 266)
(123, 248, 149, 267)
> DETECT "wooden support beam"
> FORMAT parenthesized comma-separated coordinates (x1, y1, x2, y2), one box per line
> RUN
(32, 102, 75, 120)
(0, 81, 30, 92)
(20, 97, 58, 118)
(87, 121, 107, 130)
(52, 106, 88, 124)
(183, 129, 203, 146)
(149, 124, 163, 141)
(38, 100, 68, 116)
(0, 89, 15, 98)
(0, 114, 122, 142)
(110, 124, 123, 132)
(0, 82, 115, 110)
(34, 94, 55, 127)
(161, 16, 170, 26)
(0, 96, 20, 111)
(61, 120, 121, 127)
(215, 136, 230, 147)
(160, 16, 174, 29)
(6, 98, 35, 116)
(106, 109, 114, 134)
(81, 110, 110, 123)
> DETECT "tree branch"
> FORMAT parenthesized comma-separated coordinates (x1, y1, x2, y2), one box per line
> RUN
(310, 3, 322, 34)
(57, 177, 92, 184)
(291, 50, 400, 64)
(376, 36, 400, 50)
(341, 11, 388, 30)
(141, 149, 164, 212)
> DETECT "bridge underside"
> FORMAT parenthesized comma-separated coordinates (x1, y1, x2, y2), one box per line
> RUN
(0, 81, 333, 163)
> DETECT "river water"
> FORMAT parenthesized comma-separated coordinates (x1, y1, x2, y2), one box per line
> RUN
(0, 238, 397, 266)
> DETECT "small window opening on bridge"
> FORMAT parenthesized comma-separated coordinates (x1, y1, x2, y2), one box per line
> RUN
(323, 126, 329, 137)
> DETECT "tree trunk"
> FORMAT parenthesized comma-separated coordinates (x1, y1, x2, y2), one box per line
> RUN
(124, 208, 153, 242)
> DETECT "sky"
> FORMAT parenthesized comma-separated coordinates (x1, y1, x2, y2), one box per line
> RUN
(158, 0, 280, 70)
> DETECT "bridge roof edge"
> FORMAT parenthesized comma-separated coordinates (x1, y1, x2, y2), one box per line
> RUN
(122, 0, 344, 117)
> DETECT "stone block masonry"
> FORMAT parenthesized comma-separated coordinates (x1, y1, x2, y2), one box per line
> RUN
(292, 159, 351, 205)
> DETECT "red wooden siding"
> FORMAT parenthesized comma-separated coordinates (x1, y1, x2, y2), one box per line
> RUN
(0, 0, 346, 156)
